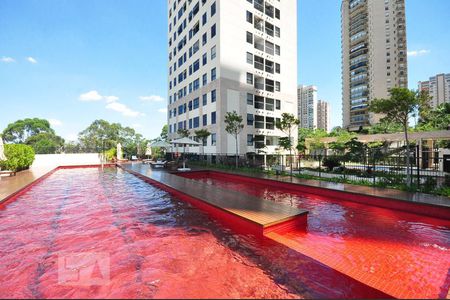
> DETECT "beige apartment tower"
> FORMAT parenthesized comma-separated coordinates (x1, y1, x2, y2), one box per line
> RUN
(341, 0, 408, 131)
(418, 73, 450, 108)
(317, 100, 331, 133)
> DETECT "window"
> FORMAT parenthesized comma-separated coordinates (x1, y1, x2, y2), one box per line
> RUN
(275, 8, 280, 19)
(275, 45, 280, 55)
(211, 133, 217, 145)
(265, 98, 274, 111)
(247, 134, 254, 146)
(202, 94, 207, 105)
(211, 45, 216, 59)
(275, 81, 280, 92)
(211, 24, 216, 38)
(276, 99, 281, 110)
(275, 63, 280, 74)
(211, 2, 216, 16)
(203, 114, 207, 126)
(202, 53, 207, 65)
(193, 117, 200, 128)
(211, 112, 217, 124)
(246, 52, 253, 64)
(247, 113, 254, 126)
(254, 96, 264, 109)
(202, 73, 207, 85)
(202, 33, 207, 45)
(254, 55, 264, 70)
(246, 31, 253, 44)
(211, 89, 217, 102)
(211, 68, 217, 81)
(265, 79, 274, 92)
(255, 115, 265, 129)
(246, 72, 253, 85)
(246, 11, 253, 23)
(247, 93, 254, 105)
(193, 97, 199, 109)
(202, 13, 207, 25)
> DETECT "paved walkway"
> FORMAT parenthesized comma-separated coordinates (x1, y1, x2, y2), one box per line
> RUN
(0, 166, 56, 204)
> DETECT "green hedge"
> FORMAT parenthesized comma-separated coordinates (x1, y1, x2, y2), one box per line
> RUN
(0, 144, 35, 172)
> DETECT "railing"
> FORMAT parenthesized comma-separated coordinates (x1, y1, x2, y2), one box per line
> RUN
(182, 151, 450, 196)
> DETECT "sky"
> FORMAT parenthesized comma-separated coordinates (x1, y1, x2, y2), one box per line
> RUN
(0, 0, 449, 141)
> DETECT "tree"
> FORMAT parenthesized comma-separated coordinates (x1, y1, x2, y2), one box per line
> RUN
(160, 125, 169, 141)
(195, 129, 211, 156)
(224, 111, 244, 168)
(369, 87, 429, 186)
(177, 128, 190, 138)
(78, 120, 142, 158)
(276, 113, 299, 175)
(25, 132, 65, 154)
(2, 118, 64, 154)
(2, 118, 54, 144)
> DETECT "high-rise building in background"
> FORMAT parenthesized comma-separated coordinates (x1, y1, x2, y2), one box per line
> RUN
(297, 85, 317, 130)
(317, 100, 331, 133)
(167, 0, 298, 157)
(341, 0, 408, 131)
(418, 73, 450, 108)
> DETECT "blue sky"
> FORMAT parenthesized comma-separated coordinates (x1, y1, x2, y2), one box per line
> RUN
(0, 0, 449, 141)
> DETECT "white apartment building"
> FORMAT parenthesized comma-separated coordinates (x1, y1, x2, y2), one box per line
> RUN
(341, 0, 408, 131)
(297, 85, 317, 130)
(167, 0, 298, 157)
(317, 100, 331, 132)
(418, 73, 450, 108)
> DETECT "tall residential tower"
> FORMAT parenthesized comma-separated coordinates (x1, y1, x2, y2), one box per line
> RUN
(297, 85, 317, 130)
(341, 0, 408, 130)
(418, 73, 450, 108)
(167, 0, 298, 156)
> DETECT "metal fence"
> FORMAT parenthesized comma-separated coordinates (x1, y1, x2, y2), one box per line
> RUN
(183, 150, 450, 193)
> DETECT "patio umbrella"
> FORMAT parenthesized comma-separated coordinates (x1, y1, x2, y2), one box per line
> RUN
(117, 143, 123, 160)
(171, 137, 201, 171)
(150, 140, 172, 148)
(0, 137, 6, 161)
(145, 143, 152, 158)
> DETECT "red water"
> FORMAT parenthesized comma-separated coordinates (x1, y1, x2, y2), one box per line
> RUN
(0, 167, 394, 299)
(178, 171, 450, 299)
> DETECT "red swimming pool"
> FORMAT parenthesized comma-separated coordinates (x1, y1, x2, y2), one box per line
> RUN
(178, 171, 450, 299)
(0, 167, 397, 299)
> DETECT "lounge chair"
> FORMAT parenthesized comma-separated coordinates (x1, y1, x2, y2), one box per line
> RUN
(150, 160, 167, 168)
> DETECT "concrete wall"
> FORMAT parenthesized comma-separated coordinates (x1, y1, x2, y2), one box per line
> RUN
(32, 153, 102, 169)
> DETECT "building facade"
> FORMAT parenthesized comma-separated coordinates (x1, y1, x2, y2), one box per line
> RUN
(317, 100, 331, 132)
(341, 0, 408, 131)
(297, 85, 317, 130)
(418, 73, 450, 108)
(167, 0, 298, 156)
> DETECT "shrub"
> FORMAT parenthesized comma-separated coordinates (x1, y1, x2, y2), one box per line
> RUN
(105, 148, 117, 162)
(0, 144, 35, 171)
(322, 157, 341, 171)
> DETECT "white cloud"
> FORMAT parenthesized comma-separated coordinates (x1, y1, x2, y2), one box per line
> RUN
(27, 56, 38, 64)
(140, 95, 165, 102)
(106, 101, 145, 117)
(1, 56, 15, 63)
(105, 96, 119, 103)
(48, 119, 63, 127)
(157, 108, 168, 113)
(79, 90, 104, 102)
(407, 49, 430, 57)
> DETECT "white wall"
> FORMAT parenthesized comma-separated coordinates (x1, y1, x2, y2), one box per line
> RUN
(32, 153, 102, 169)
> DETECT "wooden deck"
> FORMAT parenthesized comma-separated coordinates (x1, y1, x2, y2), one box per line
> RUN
(119, 163, 308, 235)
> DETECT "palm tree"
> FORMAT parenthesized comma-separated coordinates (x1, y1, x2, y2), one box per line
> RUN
(276, 113, 300, 176)
(195, 129, 211, 159)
